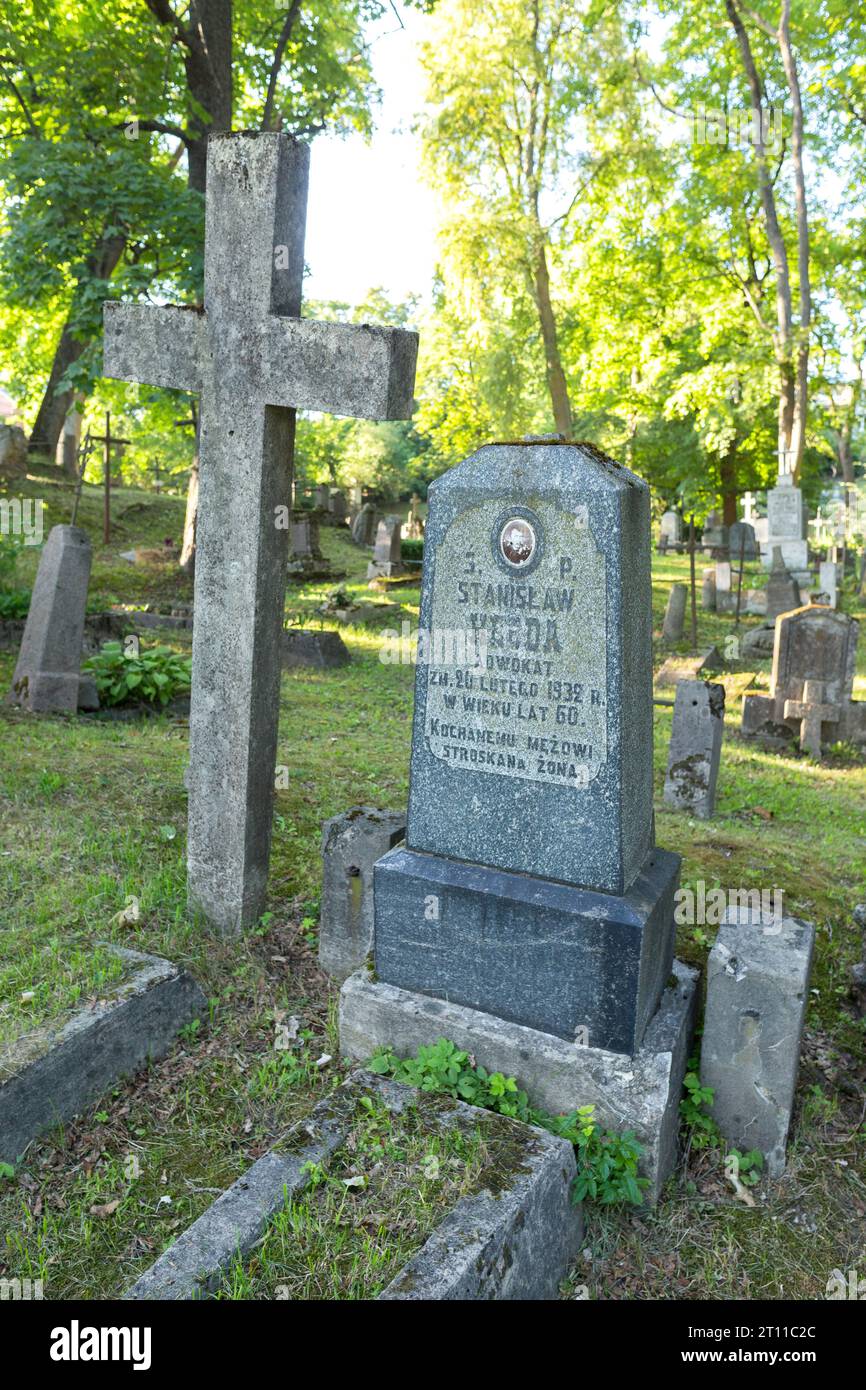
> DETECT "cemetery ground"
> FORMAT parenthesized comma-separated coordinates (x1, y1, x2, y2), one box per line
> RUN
(1, 465, 865, 1300)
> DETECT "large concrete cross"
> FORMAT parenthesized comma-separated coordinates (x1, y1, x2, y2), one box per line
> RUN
(103, 131, 418, 933)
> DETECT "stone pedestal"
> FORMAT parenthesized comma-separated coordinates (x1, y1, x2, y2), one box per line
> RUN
(340, 960, 699, 1203)
(701, 909, 814, 1176)
(319, 807, 407, 981)
(374, 844, 679, 1054)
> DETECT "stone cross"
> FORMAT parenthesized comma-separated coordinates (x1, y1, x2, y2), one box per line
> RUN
(783, 679, 840, 759)
(103, 132, 418, 933)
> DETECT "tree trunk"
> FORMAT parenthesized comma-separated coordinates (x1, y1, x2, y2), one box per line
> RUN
(29, 330, 88, 461)
(720, 445, 738, 525)
(178, 0, 234, 574)
(179, 457, 200, 571)
(778, 0, 811, 482)
(532, 237, 572, 438)
(29, 232, 127, 461)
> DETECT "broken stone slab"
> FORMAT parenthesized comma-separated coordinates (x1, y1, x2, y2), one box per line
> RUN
(129, 611, 194, 631)
(379, 1107, 583, 1301)
(663, 679, 725, 819)
(701, 909, 815, 1177)
(125, 1070, 583, 1300)
(281, 628, 350, 670)
(0, 947, 205, 1165)
(664, 678, 722, 817)
(319, 806, 407, 981)
(340, 960, 699, 1203)
(740, 621, 776, 660)
(8, 525, 95, 712)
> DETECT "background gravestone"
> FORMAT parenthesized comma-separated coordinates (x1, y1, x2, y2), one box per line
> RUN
(659, 510, 682, 547)
(662, 582, 687, 642)
(742, 605, 865, 745)
(729, 520, 758, 560)
(765, 474, 808, 581)
(765, 546, 801, 619)
(9, 525, 98, 712)
(367, 515, 406, 578)
(351, 502, 379, 547)
(701, 567, 716, 611)
(371, 440, 679, 1054)
(663, 679, 725, 819)
(818, 559, 838, 608)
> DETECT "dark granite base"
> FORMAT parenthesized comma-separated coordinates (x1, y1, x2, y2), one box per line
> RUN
(374, 844, 680, 1054)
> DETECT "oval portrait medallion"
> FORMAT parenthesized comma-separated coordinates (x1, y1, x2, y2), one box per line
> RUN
(499, 516, 536, 570)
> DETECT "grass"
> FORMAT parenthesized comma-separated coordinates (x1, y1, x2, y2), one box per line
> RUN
(0, 469, 865, 1299)
(213, 1088, 512, 1300)
(0, 942, 130, 1047)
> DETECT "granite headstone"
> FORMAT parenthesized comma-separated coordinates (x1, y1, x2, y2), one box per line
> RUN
(371, 441, 680, 1054)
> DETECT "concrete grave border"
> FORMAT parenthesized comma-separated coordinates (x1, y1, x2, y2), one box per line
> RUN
(125, 1070, 583, 1301)
(0, 946, 205, 1164)
(340, 960, 699, 1203)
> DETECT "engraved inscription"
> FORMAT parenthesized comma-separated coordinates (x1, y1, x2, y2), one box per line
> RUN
(424, 498, 608, 789)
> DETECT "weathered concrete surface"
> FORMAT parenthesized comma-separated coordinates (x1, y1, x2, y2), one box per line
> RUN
(374, 844, 679, 1054)
(125, 1073, 396, 1299)
(103, 131, 418, 934)
(340, 960, 699, 1201)
(8, 525, 94, 712)
(381, 1109, 583, 1301)
(126, 1071, 582, 1300)
(282, 628, 350, 670)
(663, 679, 725, 819)
(319, 806, 406, 980)
(701, 909, 815, 1176)
(662, 583, 687, 643)
(0, 948, 205, 1164)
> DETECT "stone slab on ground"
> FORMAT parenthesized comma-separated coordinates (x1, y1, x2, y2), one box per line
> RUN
(340, 960, 699, 1202)
(126, 1071, 583, 1300)
(0, 612, 129, 656)
(701, 909, 815, 1177)
(0, 947, 205, 1164)
(281, 627, 350, 669)
(654, 650, 724, 690)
